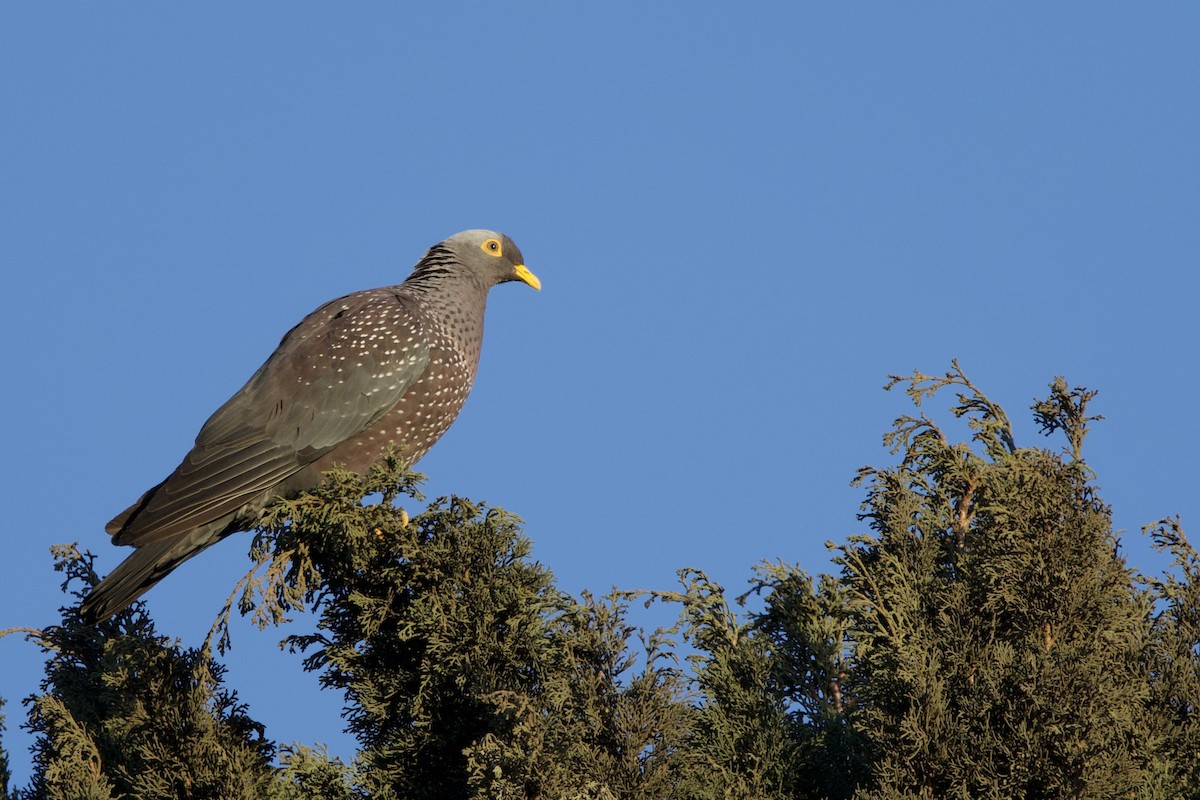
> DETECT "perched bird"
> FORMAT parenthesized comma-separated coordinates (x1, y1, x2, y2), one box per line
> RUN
(81, 229, 540, 623)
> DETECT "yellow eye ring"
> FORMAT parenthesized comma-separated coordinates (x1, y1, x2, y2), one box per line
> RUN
(481, 238, 503, 257)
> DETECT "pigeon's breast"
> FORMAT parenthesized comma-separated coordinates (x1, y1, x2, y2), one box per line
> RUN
(305, 316, 477, 476)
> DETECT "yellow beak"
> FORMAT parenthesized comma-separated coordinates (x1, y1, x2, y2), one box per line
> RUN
(514, 264, 541, 291)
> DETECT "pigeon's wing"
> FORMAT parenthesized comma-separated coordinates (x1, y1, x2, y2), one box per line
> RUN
(110, 290, 430, 546)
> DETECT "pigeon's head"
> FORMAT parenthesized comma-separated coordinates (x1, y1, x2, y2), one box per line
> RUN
(433, 229, 540, 291)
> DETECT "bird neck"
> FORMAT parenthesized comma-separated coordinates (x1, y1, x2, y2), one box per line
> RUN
(403, 270, 490, 308)
(402, 270, 491, 364)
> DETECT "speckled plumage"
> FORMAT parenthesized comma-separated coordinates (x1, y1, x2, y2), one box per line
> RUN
(81, 229, 538, 623)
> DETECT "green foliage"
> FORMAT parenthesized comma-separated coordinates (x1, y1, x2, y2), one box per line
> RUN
(21, 545, 276, 800)
(241, 452, 696, 799)
(0, 696, 11, 800)
(638, 569, 804, 799)
(250, 460, 550, 798)
(841, 363, 1160, 798)
(1142, 517, 1200, 797)
(5, 365, 1199, 798)
(269, 744, 359, 800)
(747, 563, 861, 799)
(507, 590, 694, 800)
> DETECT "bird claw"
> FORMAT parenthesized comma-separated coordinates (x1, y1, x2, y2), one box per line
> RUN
(374, 509, 409, 539)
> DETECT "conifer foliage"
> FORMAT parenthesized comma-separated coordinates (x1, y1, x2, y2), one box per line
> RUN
(17, 547, 275, 800)
(227, 452, 698, 799)
(840, 366, 1160, 797)
(0, 697, 11, 800)
(2, 365, 1198, 798)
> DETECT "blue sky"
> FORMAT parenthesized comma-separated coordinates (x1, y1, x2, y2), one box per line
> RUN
(2, 4, 1198, 784)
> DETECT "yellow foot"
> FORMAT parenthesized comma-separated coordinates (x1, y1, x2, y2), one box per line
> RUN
(373, 510, 409, 539)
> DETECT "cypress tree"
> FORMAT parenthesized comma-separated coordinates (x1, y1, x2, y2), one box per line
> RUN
(242, 453, 695, 799)
(21, 546, 276, 800)
(7, 366, 1197, 798)
(1142, 517, 1200, 798)
(0, 696, 12, 800)
(840, 364, 1158, 798)
(639, 569, 804, 799)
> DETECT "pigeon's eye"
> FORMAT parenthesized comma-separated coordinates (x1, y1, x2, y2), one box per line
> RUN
(481, 238, 502, 257)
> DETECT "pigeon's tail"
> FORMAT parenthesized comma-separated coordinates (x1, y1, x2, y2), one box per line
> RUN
(80, 520, 233, 624)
